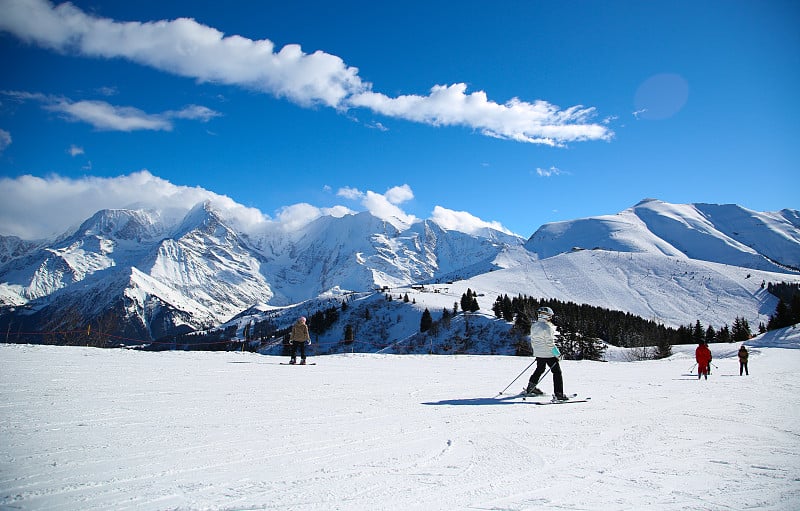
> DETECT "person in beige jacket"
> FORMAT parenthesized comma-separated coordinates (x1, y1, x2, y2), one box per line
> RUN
(289, 317, 311, 364)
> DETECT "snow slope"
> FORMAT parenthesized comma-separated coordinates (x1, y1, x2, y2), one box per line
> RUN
(526, 199, 800, 271)
(2, 326, 799, 510)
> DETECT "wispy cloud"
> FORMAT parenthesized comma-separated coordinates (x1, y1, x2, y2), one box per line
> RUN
(0, 0, 613, 146)
(535, 166, 569, 178)
(95, 86, 118, 97)
(67, 144, 84, 156)
(1, 90, 220, 131)
(0, 129, 11, 153)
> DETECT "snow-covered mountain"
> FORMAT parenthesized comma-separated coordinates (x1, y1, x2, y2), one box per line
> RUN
(0, 201, 521, 341)
(526, 198, 800, 271)
(0, 198, 798, 344)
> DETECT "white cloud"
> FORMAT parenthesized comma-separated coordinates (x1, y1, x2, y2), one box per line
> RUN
(535, 166, 569, 177)
(275, 203, 325, 231)
(0, 170, 265, 239)
(0, 170, 371, 239)
(274, 203, 355, 232)
(0, 129, 11, 152)
(362, 191, 416, 228)
(0, 0, 613, 145)
(431, 205, 512, 235)
(0, 172, 514, 240)
(1, 90, 220, 131)
(384, 184, 413, 205)
(0, 0, 364, 108)
(336, 186, 364, 200)
(67, 144, 84, 156)
(338, 184, 416, 228)
(349, 84, 612, 146)
(168, 104, 221, 122)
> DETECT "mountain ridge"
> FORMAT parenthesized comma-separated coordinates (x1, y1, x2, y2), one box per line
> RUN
(1, 198, 798, 345)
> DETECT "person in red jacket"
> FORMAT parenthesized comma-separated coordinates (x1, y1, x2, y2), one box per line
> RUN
(695, 342, 712, 380)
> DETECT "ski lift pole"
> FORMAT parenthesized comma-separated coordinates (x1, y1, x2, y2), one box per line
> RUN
(499, 359, 537, 395)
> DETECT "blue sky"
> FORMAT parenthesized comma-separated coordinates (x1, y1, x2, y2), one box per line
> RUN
(0, 0, 798, 240)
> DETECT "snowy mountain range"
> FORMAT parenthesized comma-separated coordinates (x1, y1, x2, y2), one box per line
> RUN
(1, 198, 798, 346)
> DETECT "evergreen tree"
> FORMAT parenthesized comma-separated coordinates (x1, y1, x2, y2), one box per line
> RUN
(654, 335, 672, 359)
(491, 296, 503, 318)
(732, 316, 752, 342)
(692, 320, 704, 344)
(344, 324, 354, 344)
(512, 311, 532, 356)
(420, 308, 433, 333)
(469, 294, 480, 313)
(717, 325, 731, 343)
(768, 300, 792, 330)
(705, 325, 716, 344)
(513, 311, 532, 335)
(460, 291, 472, 315)
(441, 308, 451, 329)
(502, 294, 514, 322)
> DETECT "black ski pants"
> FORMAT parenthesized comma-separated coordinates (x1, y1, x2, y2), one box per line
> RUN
(528, 357, 564, 396)
(290, 341, 306, 361)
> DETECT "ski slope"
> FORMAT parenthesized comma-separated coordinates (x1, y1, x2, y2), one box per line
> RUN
(2, 326, 799, 510)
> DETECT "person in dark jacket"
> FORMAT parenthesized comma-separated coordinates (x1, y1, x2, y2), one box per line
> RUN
(738, 344, 749, 376)
(695, 342, 712, 380)
(289, 316, 311, 364)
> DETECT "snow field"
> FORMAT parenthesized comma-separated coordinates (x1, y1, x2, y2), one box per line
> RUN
(1, 331, 799, 510)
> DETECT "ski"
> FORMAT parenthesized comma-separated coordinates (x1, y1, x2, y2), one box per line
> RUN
(280, 362, 317, 365)
(532, 396, 591, 405)
(521, 392, 577, 401)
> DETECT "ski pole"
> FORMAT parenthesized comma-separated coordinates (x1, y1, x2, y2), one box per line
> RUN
(688, 363, 697, 373)
(499, 359, 537, 395)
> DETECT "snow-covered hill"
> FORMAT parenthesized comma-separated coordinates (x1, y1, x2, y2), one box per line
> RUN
(2, 325, 798, 510)
(0, 198, 798, 344)
(526, 198, 800, 271)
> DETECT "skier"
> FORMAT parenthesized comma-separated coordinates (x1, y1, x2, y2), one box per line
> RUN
(524, 307, 569, 401)
(695, 341, 712, 380)
(738, 344, 749, 376)
(289, 316, 311, 365)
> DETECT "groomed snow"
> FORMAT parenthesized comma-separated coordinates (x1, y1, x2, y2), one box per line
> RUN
(2, 326, 799, 510)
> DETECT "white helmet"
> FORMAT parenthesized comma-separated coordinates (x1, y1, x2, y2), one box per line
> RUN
(537, 307, 554, 320)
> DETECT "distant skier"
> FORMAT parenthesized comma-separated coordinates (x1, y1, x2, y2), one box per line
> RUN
(524, 307, 569, 401)
(738, 344, 749, 376)
(289, 316, 311, 365)
(695, 342, 712, 380)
